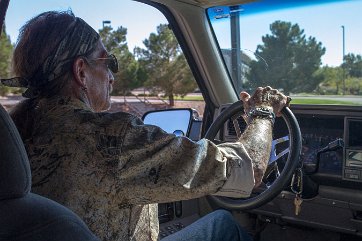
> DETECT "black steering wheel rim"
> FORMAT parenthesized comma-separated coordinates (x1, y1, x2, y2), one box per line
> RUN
(205, 100, 302, 210)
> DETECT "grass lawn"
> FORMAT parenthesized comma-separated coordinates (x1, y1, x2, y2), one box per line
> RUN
(290, 98, 358, 105)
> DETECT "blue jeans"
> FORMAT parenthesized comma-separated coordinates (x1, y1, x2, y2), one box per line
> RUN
(161, 209, 253, 241)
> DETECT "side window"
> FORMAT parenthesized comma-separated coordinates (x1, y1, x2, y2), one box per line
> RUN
(2, 0, 204, 117)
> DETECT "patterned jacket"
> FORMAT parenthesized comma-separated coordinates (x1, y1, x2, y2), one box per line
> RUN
(12, 96, 254, 241)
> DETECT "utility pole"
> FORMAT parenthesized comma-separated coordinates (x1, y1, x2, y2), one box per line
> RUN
(341, 25, 346, 95)
(230, 6, 242, 92)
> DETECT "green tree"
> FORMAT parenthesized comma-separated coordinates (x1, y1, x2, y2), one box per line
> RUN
(345, 77, 362, 95)
(343, 53, 362, 78)
(99, 26, 141, 96)
(247, 21, 325, 94)
(313, 66, 343, 95)
(0, 26, 14, 96)
(135, 24, 197, 106)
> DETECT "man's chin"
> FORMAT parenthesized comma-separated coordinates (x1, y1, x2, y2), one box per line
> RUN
(100, 102, 111, 112)
(97, 98, 112, 112)
(105, 98, 112, 111)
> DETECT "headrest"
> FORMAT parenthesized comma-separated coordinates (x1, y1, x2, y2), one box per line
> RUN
(0, 104, 31, 200)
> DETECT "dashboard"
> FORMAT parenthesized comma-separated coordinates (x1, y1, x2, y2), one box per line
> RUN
(221, 104, 362, 187)
(297, 114, 343, 174)
(157, 104, 362, 238)
(291, 105, 362, 185)
(236, 104, 362, 237)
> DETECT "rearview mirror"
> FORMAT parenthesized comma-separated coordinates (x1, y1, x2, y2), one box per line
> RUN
(142, 109, 193, 136)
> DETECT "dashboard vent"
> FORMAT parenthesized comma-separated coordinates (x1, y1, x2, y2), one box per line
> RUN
(226, 116, 247, 138)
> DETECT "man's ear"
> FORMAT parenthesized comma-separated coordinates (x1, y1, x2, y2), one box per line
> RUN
(72, 57, 88, 89)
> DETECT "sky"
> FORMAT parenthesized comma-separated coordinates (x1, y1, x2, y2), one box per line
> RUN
(5, 0, 168, 51)
(4, 0, 362, 67)
(210, 0, 362, 67)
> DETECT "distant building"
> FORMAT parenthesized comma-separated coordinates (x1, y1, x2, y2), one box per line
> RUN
(220, 48, 252, 91)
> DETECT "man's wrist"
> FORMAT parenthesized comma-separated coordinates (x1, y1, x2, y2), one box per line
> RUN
(246, 106, 275, 124)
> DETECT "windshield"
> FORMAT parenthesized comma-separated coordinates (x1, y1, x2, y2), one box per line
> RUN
(207, 0, 362, 106)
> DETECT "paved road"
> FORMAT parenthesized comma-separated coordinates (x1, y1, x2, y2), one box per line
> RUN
(0, 96, 25, 106)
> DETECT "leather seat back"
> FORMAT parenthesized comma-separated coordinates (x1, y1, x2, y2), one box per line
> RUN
(0, 103, 99, 241)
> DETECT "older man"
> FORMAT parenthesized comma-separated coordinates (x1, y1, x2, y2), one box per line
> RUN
(2, 10, 289, 241)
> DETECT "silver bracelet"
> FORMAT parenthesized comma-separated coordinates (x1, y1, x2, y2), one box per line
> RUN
(247, 107, 275, 124)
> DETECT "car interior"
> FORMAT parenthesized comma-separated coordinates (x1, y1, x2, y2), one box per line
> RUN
(1, 0, 362, 240)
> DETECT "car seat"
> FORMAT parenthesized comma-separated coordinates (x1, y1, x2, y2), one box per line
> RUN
(0, 103, 99, 241)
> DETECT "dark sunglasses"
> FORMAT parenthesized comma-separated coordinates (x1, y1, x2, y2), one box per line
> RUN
(84, 54, 119, 73)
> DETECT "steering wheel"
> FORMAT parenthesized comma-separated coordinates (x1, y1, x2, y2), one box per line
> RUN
(205, 100, 302, 210)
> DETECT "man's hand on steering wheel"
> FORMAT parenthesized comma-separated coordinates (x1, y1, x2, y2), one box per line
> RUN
(240, 86, 292, 117)
(238, 86, 292, 186)
(206, 86, 301, 210)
